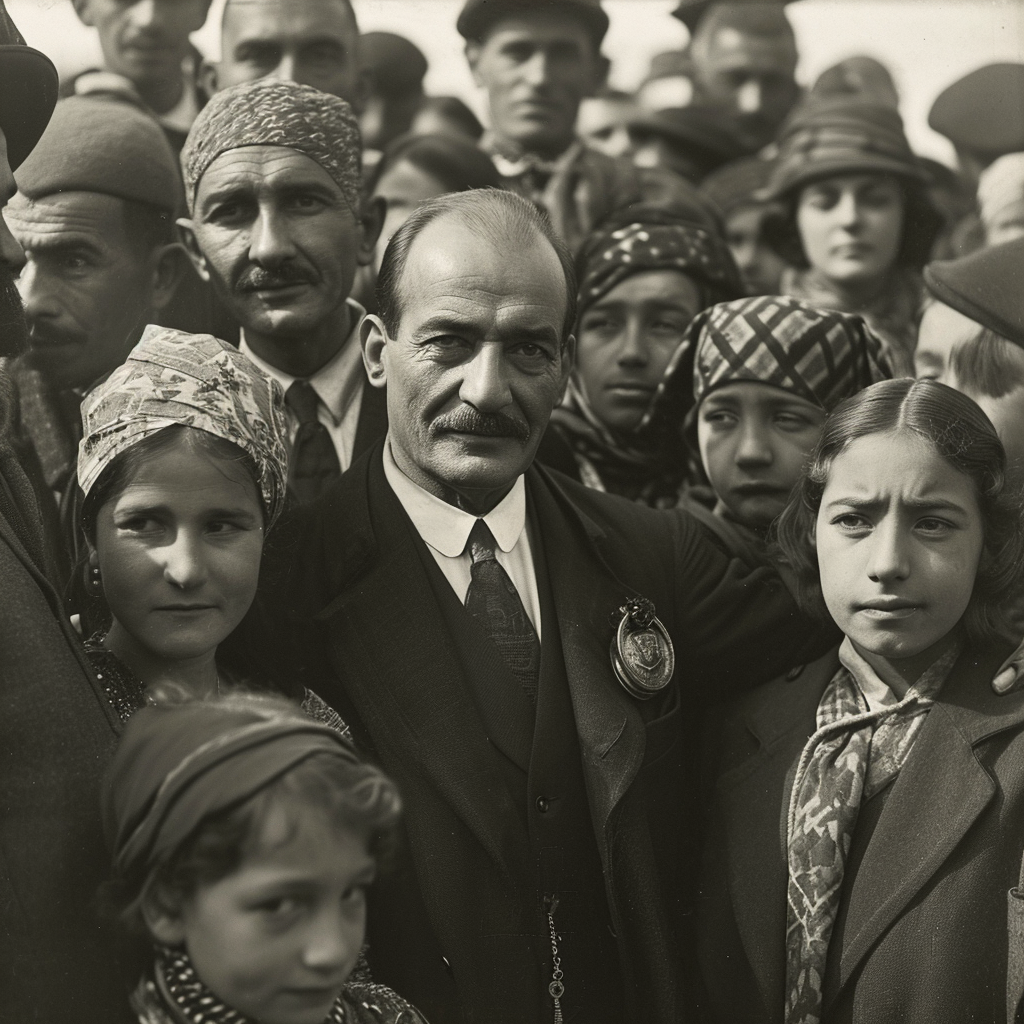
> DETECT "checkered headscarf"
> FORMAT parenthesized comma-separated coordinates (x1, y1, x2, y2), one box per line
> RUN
(690, 295, 892, 411)
(181, 77, 362, 215)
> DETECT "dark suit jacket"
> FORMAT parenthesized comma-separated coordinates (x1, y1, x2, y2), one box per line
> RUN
(255, 440, 817, 1024)
(696, 644, 1024, 1024)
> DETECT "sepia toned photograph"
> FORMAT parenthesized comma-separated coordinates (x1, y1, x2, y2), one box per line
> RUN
(1, 0, 1023, 1021)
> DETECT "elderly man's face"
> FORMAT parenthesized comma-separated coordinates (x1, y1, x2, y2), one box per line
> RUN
(182, 146, 374, 344)
(214, 0, 364, 109)
(73, 0, 210, 88)
(364, 213, 573, 512)
(693, 26, 799, 152)
(0, 129, 28, 359)
(467, 11, 602, 159)
(6, 191, 177, 391)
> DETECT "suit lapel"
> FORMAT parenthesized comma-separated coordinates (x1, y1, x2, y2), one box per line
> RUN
(314, 447, 531, 881)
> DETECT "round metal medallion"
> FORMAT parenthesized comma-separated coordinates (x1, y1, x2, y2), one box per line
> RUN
(610, 598, 675, 699)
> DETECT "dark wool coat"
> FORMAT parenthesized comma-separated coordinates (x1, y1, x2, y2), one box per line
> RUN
(250, 440, 820, 1024)
(696, 644, 1024, 1024)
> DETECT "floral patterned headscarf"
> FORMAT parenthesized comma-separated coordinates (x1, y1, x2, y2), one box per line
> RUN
(78, 325, 289, 527)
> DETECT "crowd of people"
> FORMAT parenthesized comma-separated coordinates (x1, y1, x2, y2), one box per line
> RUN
(1, 0, 1024, 1022)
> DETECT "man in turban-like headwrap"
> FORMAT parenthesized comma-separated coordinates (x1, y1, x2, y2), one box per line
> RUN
(179, 77, 386, 504)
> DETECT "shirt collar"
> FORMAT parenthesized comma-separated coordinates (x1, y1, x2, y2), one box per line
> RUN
(481, 133, 583, 177)
(240, 299, 366, 426)
(382, 437, 527, 557)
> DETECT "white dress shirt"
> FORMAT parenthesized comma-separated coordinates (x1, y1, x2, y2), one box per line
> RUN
(240, 299, 367, 473)
(383, 438, 542, 640)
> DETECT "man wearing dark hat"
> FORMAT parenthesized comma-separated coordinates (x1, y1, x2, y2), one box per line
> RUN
(459, 0, 700, 253)
(179, 77, 386, 503)
(0, 3, 122, 1020)
(7, 96, 187, 521)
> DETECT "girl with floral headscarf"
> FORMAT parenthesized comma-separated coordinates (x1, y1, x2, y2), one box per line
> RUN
(540, 201, 744, 505)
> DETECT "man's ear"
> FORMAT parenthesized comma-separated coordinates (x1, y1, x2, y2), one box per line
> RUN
(149, 243, 190, 312)
(71, 0, 95, 26)
(361, 314, 389, 389)
(465, 41, 484, 86)
(176, 219, 211, 283)
(141, 886, 187, 948)
(357, 196, 386, 268)
(199, 60, 219, 101)
(558, 333, 577, 398)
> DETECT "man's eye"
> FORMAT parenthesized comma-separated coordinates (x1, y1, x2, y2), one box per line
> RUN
(236, 43, 279, 68)
(117, 516, 160, 534)
(702, 409, 736, 426)
(502, 42, 535, 63)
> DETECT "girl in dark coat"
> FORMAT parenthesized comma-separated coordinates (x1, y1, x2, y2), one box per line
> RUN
(697, 378, 1024, 1023)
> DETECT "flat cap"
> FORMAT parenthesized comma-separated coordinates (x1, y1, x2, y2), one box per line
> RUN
(673, 0, 794, 33)
(928, 63, 1024, 160)
(15, 96, 180, 213)
(457, 0, 608, 46)
(924, 237, 1024, 348)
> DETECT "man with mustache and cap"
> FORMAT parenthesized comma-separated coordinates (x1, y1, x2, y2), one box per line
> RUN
(242, 185, 830, 1024)
(178, 77, 385, 504)
(0, 2, 123, 1020)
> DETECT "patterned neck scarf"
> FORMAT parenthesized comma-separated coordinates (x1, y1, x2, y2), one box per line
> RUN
(784, 637, 962, 1024)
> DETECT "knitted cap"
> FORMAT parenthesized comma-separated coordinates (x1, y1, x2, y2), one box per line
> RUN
(761, 96, 925, 201)
(15, 96, 181, 214)
(457, 0, 608, 46)
(928, 63, 1024, 160)
(923, 237, 1024, 348)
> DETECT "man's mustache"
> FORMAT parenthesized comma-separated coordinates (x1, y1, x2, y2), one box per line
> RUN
(236, 265, 315, 292)
(432, 406, 531, 444)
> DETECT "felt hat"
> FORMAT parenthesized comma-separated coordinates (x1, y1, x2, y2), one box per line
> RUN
(457, 0, 609, 46)
(761, 96, 926, 201)
(15, 96, 181, 214)
(928, 64, 1024, 161)
(0, 0, 59, 171)
(627, 104, 748, 170)
(923, 238, 1024, 348)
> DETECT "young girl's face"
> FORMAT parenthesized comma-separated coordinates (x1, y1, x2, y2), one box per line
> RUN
(94, 433, 265, 665)
(698, 381, 826, 528)
(815, 429, 984, 675)
(160, 804, 374, 1024)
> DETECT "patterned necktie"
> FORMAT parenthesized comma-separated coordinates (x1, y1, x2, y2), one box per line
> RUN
(464, 519, 541, 703)
(284, 380, 341, 504)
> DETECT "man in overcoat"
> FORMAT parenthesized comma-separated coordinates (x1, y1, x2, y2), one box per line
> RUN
(252, 188, 822, 1024)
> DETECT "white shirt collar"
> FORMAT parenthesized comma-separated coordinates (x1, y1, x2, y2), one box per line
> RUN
(240, 299, 366, 426)
(382, 437, 527, 557)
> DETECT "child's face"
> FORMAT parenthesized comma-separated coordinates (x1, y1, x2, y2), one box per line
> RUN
(816, 429, 984, 679)
(697, 381, 825, 528)
(168, 804, 374, 1024)
(94, 435, 265, 667)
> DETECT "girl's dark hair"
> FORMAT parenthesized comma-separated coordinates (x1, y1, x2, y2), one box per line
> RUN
(81, 424, 263, 544)
(762, 173, 943, 272)
(368, 130, 502, 197)
(773, 378, 1024, 646)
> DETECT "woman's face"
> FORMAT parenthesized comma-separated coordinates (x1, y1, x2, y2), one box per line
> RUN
(576, 269, 702, 432)
(373, 158, 447, 270)
(698, 381, 826, 528)
(94, 434, 265, 666)
(815, 429, 984, 681)
(796, 172, 905, 289)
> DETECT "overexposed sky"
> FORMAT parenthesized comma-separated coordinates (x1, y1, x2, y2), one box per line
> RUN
(11, 0, 1024, 164)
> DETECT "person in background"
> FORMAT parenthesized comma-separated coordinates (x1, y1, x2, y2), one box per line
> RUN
(460, 0, 702, 253)
(698, 378, 1024, 1024)
(7, 97, 186, 545)
(762, 96, 942, 377)
(700, 155, 788, 295)
(915, 238, 1024, 489)
(358, 31, 428, 152)
(635, 49, 694, 113)
(686, 2, 801, 156)
(409, 95, 485, 142)
(178, 79, 385, 505)
(208, 0, 367, 111)
(0, 3, 123, 1019)
(810, 55, 899, 109)
(102, 693, 428, 1024)
(577, 88, 638, 159)
(68, 0, 211, 155)
(977, 153, 1024, 247)
(682, 295, 891, 562)
(541, 201, 743, 504)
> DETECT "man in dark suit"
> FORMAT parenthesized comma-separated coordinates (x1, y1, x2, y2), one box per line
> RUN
(252, 187, 824, 1024)
(0, 6, 123, 1020)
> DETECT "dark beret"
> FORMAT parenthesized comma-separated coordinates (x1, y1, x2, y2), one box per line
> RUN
(928, 63, 1024, 160)
(361, 32, 428, 97)
(924, 238, 1024, 348)
(457, 0, 608, 46)
(15, 95, 181, 214)
(673, 0, 795, 33)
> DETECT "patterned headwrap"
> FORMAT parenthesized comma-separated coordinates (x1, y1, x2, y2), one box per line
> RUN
(78, 325, 289, 527)
(180, 77, 362, 215)
(690, 295, 892, 411)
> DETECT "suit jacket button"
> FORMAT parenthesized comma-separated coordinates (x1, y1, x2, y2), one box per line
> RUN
(536, 796, 550, 813)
